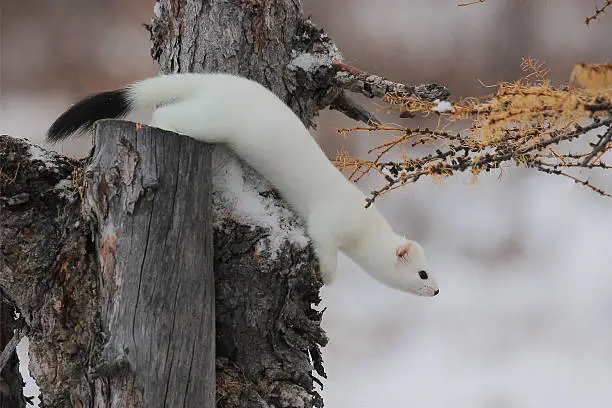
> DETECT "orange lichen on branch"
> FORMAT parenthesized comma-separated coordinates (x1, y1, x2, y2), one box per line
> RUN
(336, 58, 612, 207)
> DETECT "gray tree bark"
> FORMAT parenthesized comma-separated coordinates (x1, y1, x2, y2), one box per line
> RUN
(0, 134, 99, 408)
(148, 0, 343, 127)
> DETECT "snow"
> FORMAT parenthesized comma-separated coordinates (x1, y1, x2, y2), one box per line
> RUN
(16, 338, 41, 407)
(288, 20, 342, 74)
(212, 146, 309, 257)
(153, 1, 162, 18)
(54, 178, 72, 190)
(432, 99, 455, 114)
(28, 145, 58, 167)
(28, 144, 78, 200)
(289, 50, 340, 74)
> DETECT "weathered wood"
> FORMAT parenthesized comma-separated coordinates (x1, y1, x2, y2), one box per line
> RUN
(81, 120, 215, 407)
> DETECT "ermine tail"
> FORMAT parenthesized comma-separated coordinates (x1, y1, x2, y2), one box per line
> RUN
(47, 74, 204, 142)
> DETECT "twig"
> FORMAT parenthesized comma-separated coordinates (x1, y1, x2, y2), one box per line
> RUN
(585, 0, 612, 25)
(331, 60, 450, 101)
(458, 0, 486, 6)
(584, 102, 612, 112)
(536, 167, 612, 197)
(329, 91, 380, 124)
(581, 125, 612, 165)
(0, 328, 26, 373)
(8, 163, 20, 185)
(336, 59, 612, 207)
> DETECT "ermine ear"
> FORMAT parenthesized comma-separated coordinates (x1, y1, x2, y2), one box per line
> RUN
(396, 242, 413, 262)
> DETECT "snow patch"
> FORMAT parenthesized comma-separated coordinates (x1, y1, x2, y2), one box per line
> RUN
(153, 1, 162, 18)
(28, 145, 58, 168)
(212, 147, 309, 258)
(17, 337, 41, 407)
(54, 178, 72, 190)
(289, 51, 337, 74)
(431, 99, 455, 114)
(54, 178, 79, 202)
(274, 384, 312, 408)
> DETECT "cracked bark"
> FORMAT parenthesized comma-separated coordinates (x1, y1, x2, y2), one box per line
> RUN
(79, 120, 215, 407)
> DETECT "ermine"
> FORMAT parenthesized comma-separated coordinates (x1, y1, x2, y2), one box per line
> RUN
(47, 73, 439, 297)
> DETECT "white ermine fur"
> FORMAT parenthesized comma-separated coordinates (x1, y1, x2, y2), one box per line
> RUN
(47, 73, 439, 297)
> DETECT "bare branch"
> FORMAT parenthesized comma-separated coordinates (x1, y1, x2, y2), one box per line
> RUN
(536, 166, 612, 198)
(581, 125, 612, 165)
(331, 61, 450, 101)
(458, 0, 486, 6)
(456, 0, 611, 25)
(585, 0, 612, 25)
(329, 91, 380, 124)
(0, 328, 26, 374)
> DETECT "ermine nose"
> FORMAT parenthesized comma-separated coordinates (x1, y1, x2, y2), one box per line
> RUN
(433, 289, 439, 296)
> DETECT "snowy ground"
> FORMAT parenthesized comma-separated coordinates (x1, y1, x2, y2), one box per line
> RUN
(321, 171, 612, 408)
(3, 96, 612, 408)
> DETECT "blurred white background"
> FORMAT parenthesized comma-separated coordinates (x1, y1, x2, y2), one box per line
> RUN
(2, 1, 612, 407)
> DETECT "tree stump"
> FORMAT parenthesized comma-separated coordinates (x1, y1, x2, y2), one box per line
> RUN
(80, 120, 215, 407)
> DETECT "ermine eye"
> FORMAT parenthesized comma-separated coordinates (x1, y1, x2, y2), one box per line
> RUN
(418, 270, 428, 280)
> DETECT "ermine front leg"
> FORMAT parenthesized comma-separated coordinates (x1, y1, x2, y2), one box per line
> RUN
(150, 104, 182, 133)
(312, 242, 338, 285)
(307, 212, 339, 284)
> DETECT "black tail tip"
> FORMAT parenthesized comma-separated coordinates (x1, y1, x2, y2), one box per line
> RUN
(47, 88, 132, 143)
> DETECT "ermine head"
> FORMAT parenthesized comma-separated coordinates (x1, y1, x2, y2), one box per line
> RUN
(382, 240, 439, 297)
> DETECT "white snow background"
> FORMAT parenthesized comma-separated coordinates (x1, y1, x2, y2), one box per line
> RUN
(320, 171, 612, 408)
